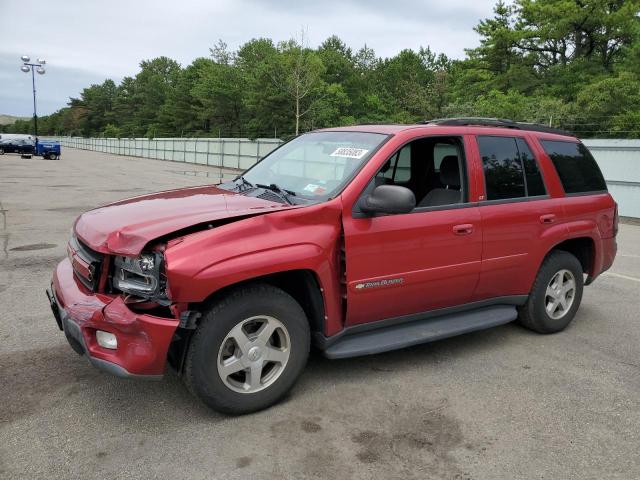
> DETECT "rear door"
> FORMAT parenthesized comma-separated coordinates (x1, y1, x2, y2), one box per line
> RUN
(472, 134, 566, 301)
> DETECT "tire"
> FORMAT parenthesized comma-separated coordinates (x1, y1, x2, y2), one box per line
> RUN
(0, 148, 4, 155)
(47, 152, 57, 160)
(185, 284, 310, 414)
(518, 250, 584, 334)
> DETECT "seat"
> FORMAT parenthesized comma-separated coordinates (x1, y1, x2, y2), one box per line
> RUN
(418, 155, 462, 207)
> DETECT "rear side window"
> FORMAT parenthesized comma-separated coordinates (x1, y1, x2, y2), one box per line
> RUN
(478, 136, 525, 200)
(478, 136, 547, 200)
(540, 140, 607, 194)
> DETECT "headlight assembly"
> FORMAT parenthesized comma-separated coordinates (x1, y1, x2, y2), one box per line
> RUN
(113, 252, 166, 300)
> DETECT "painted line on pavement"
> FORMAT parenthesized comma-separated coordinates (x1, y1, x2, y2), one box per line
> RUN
(603, 272, 640, 283)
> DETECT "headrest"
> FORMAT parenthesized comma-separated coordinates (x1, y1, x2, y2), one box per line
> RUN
(439, 156, 460, 187)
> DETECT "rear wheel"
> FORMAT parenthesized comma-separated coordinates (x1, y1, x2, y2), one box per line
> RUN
(0, 148, 4, 155)
(184, 284, 310, 414)
(518, 250, 584, 333)
(47, 152, 57, 160)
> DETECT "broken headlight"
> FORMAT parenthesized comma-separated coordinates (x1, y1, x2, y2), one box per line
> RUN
(113, 252, 165, 299)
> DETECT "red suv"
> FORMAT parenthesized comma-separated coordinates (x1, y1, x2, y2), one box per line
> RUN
(47, 119, 618, 414)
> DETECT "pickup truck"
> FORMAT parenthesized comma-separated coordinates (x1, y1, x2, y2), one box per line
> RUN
(47, 119, 618, 414)
(0, 138, 34, 156)
(0, 138, 60, 159)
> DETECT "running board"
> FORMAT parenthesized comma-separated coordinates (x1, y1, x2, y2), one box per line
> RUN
(324, 305, 518, 359)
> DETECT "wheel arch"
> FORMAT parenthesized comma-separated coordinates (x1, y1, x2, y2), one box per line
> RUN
(198, 269, 326, 333)
(167, 269, 326, 373)
(544, 236, 596, 278)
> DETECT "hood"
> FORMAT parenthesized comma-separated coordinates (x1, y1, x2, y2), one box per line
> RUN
(74, 185, 293, 255)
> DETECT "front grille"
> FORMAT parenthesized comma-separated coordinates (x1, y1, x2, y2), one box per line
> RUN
(69, 235, 105, 291)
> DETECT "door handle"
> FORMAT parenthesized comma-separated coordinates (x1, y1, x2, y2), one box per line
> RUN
(540, 214, 556, 224)
(453, 224, 474, 235)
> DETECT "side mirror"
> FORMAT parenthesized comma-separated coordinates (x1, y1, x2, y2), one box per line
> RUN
(359, 185, 416, 215)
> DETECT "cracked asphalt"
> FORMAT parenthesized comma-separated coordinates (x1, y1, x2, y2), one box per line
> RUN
(1, 148, 639, 479)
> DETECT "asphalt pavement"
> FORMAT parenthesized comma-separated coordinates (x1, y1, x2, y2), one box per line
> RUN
(1, 148, 639, 479)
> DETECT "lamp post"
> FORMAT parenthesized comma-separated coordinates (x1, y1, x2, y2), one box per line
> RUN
(20, 55, 46, 139)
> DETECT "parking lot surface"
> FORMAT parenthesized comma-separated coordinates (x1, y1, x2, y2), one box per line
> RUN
(1, 148, 639, 479)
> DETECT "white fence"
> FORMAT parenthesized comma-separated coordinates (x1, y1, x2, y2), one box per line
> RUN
(582, 140, 640, 218)
(57, 137, 283, 171)
(56, 136, 639, 218)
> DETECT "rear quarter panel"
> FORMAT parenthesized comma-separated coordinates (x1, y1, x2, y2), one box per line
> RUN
(529, 134, 617, 277)
(561, 193, 617, 276)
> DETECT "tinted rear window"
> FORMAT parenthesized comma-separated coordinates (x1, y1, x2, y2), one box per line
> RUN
(540, 140, 607, 194)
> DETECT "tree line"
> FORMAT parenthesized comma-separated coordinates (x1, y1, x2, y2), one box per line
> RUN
(3, 0, 639, 139)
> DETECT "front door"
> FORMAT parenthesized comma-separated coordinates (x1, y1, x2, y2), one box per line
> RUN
(342, 136, 482, 326)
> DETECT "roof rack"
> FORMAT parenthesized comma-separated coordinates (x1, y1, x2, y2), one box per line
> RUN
(419, 117, 573, 136)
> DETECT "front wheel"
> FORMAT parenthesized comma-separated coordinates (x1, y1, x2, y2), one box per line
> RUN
(518, 250, 584, 333)
(184, 284, 310, 414)
(0, 148, 4, 155)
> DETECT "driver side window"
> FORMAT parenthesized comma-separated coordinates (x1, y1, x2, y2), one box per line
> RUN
(366, 136, 467, 211)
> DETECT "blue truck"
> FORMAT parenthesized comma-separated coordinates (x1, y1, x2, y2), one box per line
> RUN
(0, 137, 61, 159)
(36, 139, 61, 160)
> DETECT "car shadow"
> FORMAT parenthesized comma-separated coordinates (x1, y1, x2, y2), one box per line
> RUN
(2, 320, 526, 427)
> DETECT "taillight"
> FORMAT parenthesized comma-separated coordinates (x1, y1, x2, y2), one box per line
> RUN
(613, 202, 619, 236)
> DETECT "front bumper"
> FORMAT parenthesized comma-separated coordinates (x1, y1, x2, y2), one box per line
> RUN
(47, 258, 179, 378)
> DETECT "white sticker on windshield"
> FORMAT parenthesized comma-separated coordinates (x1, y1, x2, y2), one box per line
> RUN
(303, 184, 327, 194)
(330, 147, 369, 159)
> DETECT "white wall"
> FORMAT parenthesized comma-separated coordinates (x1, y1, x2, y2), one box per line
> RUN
(582, 139, 640, 218)
(57, 137, 282, 170)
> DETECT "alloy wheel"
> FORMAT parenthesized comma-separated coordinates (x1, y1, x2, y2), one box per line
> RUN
(545, 269, 576, 320)
(217, 315, 291, 394)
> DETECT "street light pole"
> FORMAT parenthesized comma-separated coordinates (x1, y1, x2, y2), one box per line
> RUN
(30, 66, 38, 137)
(20, 55, 46, 139)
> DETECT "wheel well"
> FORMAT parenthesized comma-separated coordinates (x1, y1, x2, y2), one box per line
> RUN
(549, 237, 594, 275)
(205, 271, 328, 331)
(168, 270, 326, 373)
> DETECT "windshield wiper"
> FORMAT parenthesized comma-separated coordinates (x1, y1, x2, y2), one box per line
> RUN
(256, 183, 296, 205)
(233, 175, 255, 192)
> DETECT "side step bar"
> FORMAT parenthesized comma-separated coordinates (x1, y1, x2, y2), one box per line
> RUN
(323, 305, 518, 359)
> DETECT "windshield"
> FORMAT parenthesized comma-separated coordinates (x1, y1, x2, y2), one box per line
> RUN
(239, 131, 388, 202)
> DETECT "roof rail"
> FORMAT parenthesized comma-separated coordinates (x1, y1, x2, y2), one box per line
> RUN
(419, 117, 573, 136)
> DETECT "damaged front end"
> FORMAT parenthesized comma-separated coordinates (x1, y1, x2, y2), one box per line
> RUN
(49, 185, 298, 378)
(48, 256, 179, 378)
(113, 250, 170, 305)
(48, 235, 184, 378)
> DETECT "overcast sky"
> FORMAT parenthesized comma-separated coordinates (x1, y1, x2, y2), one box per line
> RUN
(0, 0, 496, 116)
